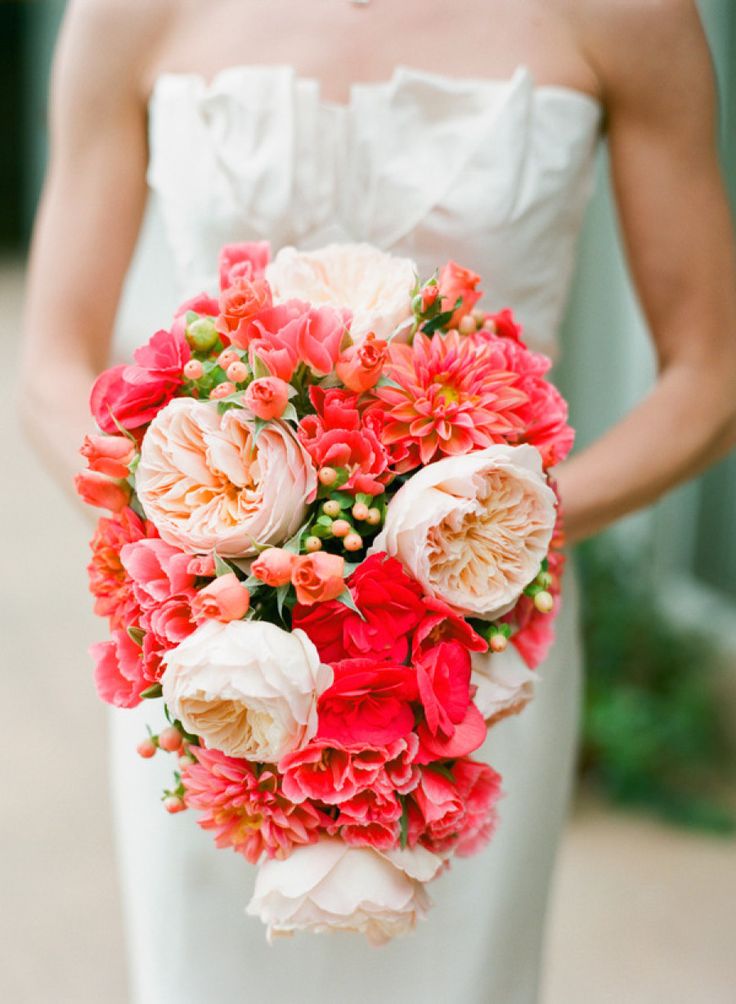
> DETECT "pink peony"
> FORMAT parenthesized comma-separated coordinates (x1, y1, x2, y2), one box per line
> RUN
(135, 398, 317, 558)
(292, 553, 425, 663)
(87, 508, 154, 629)
(371, 330, 528, 471)
(74, 470, 131, 512)
(298, 387, 392, 495)
(90, 328, 190, 434)
(437, 260, 482, 328)
(181, 747, 325, 864)
(91, 629, 147, 708)
(191, 572, 250, 623)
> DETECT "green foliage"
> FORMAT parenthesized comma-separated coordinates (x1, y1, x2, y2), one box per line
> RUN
(577, 539, 736, 833)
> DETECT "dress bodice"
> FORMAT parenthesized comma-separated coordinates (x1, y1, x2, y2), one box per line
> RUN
(116, 63, 602, 359)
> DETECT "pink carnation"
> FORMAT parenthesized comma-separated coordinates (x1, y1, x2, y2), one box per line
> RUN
(407, 759, 502, 856)
(181, 747, 325, 863)
(336, 788, 404, 851)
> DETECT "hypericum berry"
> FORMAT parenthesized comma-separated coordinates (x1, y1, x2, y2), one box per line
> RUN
(318, 466, 338, 487)
(163, 796, 186, 814)
(344, 532, 363, 552)
(533, 590, 554, 614)
(186, 317, 218, 352)
(458, 314, 477, 335)
(489, 633, 508, 653)
(304, 535, 322, 553)
(471, 308, 486, 326)
(136, 737, 157, 759)
(536, 570, 554, 590)
(216, 348, 238, 368)
(183, 359, 204, 381)
(366, 508, 382, 526)
(322, 500, 341, 518)
(331, 519, 351, 538)
(226, 360, 249, 384)
(351, 502, 369, 521)
(210, 381, 236, 400)
(158, 726, 183, 753)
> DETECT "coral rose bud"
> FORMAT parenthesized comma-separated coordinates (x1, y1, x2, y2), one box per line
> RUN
(437, 260, 482, 329)
(331, 519, 351, 538)
(318, 467, 338, 486)
(158, 726, 183, 752)
(304, 536, 322, 553)
(458, 314, 477, 335)
(187, 554, 216, 578)
(163, 795, 186, 814)
(344, 533, 363, 552)
(489, 633, 508, 653)
(322, 500, 341, 518)
(80, 434, 136, 479)
(191, 572, 251, 622)
(210, 381, 236, 400)
(335, 333, 388, 393)
(136, 737, 157, 759)
(186, 317, 219, 352)
(351, 502, 369, 521)
(183, 359, 204, 380)
(533, 590, 554, 614)
(218, 348, 240, 370)
(74, 470, 131, 513)
(366, 507, 382, 526)
(243, 376, 290, 420)
(226, 360, 249, 384)
(251, 547, 297, 587)
(420, 283, 440, 311)
(291, 552, 345, 605)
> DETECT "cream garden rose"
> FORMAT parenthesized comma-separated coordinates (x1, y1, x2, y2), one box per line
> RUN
(264, 242, 417, 342)
(246, 838, 443, 945)
(136, 398, 317, 557)
(161, 619, 332, 762)
(471, 643, 537, 725)
(371, 445, 556, 620)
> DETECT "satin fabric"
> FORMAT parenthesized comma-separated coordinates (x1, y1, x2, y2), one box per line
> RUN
(109, 61, 602, 1004)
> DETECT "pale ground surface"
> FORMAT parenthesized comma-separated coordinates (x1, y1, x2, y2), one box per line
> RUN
(2, 261, 735, 1003)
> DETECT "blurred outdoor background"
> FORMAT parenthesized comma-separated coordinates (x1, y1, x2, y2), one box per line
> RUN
(1, 1, 735, 1002)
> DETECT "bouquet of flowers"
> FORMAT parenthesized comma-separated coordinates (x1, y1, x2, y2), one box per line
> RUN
(76, 242, 573, 944)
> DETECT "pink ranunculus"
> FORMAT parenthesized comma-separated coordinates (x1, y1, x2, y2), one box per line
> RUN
(251, 547, 298, 587)
(316, 658, 418, 747)
(119, 538, 195, 608)
(337, 788, 403, 850)
(415, 640, 473, 740)
(335, 332, 389, 393)
(437, 260, 482, 328)
(87, 508, 155, 629)
(74, 470, 131, 512)
(216, 276, 274, 349)
(297, 387, 392, 496)
(291, 552, 345, 606)
(91, 630, 147, 708)
(243, 376, 290, 420)
(135, 398, 317, 558)
(90, 328, 190, 434)
(296, 305, 352, 376)
(80, 434, 136, 479)
(191, 572, 250, 623)
(219, 241, 271, 289)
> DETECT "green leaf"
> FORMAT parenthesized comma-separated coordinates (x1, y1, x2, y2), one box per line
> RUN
(335, 587, 365, 621)
(374, 374, 403, 390)
(280, 402, 298, 423)
(425, 762, 456, 783)
(276, 583, 290, 618)
(140, 683, 163, 700)
(252, 416, 270, 444)
(213, 551, 234, 578)
(126, 626, 145, 647)
(283, 523, 309, 554)
(355, 492, 374, 508)
(251, 354, 272, 379)
(399, 798, 409, 850)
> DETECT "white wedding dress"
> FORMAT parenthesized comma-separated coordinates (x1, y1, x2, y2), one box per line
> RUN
(109, 62, 602, 1004)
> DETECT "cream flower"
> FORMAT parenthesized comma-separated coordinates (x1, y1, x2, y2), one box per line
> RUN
(264, 242, 417, 342)
(161, 619, 332, 762)
(246, 838, 443, 944)
(471, 643, 537, 725)
(136, 398, 317, 557)
(371, 445, 556, 620)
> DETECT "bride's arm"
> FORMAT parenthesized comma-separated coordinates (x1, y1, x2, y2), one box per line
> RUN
(18, 0, 168, 496)
(555, 0, 736, 543)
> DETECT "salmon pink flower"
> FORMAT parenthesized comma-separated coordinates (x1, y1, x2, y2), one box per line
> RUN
(371, 330, 529, 470)
(191, 572, 250, 623)
(80, 434, 136, 479)
(437, 260, 482, 328)
(119, 538, 195, 607)
(181, 747, 324, 864)
(251, 547, 297, 587)
(243, 376, 290, 420)
(87, 508, 154, 629)
(74, 470, 131, 512)
(219, 241, 271, 289)
(335, 332, 388, 392)
(216, 276, 273, 348)
(291, 552, 345, 606)
(91, 629, 147, 708)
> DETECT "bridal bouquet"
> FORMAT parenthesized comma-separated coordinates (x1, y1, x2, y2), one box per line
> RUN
(77, 241, 573, 944)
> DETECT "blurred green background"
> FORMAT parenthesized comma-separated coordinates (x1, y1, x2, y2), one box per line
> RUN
(1, 2, 734, 827)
